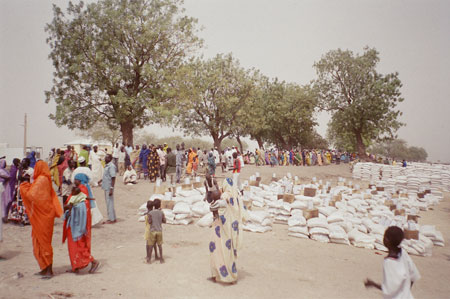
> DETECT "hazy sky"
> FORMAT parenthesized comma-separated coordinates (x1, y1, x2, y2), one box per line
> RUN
(1, 0, 449, 161)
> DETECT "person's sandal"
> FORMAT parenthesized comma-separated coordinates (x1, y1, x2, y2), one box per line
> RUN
(89, 261, 100, 274)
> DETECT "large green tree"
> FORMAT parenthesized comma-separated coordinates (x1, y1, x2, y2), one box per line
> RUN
(45, 0, 201, 145)
(248, 78, 318, 149)
(369, 139, 428, 162)
(314, 47, 404, 157)
(173, 54, 256, 150)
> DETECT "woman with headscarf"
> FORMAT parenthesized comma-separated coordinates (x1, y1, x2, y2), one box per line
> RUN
(317, 150, 323, 166)
(209, 178, 246, 284)
(139, 145, 150, 180)
(28, 151, 37, 169)
(20, 161, 63, 279)
(4, 158, 20, 221)
(0, 160, 12, 224)
(186, 148, 194, 175)
(62, 173, 100, 274)
(49, 149, 61, 187)
(147, 145, 160, 182)
(207, 152, 216, 176)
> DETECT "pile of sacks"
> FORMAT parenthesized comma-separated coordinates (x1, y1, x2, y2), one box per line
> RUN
(243, 210, 272, 233)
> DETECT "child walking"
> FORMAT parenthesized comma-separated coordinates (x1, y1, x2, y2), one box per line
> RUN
(144, 201, 159, 263)
(145, 199, 166, 264)
(364, 226, 420, 299)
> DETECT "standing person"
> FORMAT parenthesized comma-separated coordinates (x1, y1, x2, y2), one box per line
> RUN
(27, 151, 37, 168)
(20, 161, 63, 279)
(209, 178, 246, 284)
(62, 176, 100, 274)
(175, 145, 183, 184)
(130, 145, 140, 169)
(79, 146, 90, 167)
(213, 148, 220, 167)
(165, 148, 176, 185)
(192, 148, 199, 177)
(221, 151, 227, 173)
(147, 145, 160, 182)
(139, 145, 150, 180)
(364, 226, 420, 298)
(186, 148, 194, 176)
(112, 143, 120, 169)
(4, 158, 19, 221)
(0, 160, 11, 223)
(98, 154, 116, 224)
(157, 146, 167, 182)
(146, 199, 166, 264)
(118, 146, 126, 176)
(89, 145, 104, 187)
(72, 156, 92, 183)
(125, 143, 133, 156)
(207, 152, 216, 176)
(61, 160, 76, 206)
(49, 149, 61, 187)
(232, 152, 241, 191)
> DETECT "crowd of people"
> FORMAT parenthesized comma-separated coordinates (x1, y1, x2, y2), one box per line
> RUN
(0, 142, 420, 295)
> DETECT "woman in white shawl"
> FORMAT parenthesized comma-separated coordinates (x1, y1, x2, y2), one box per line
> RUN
(123, 165, 137, 185)
(209, 177, 247, 284)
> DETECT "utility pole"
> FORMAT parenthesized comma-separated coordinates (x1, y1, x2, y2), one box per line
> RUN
(23, 113, 27, 157)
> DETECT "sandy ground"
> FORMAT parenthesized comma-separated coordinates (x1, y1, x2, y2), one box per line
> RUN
(1, 164, 449, 299)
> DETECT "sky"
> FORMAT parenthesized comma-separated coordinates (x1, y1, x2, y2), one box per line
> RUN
(1, 0, 449, 162)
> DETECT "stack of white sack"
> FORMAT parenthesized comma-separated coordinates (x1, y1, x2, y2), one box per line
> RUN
(243, 210, 272, 233)
(348, 228, 376, 249)
(266, 200, 291, 224)
(287, 212, 308, 239)
(307, 217, 330, 243)
(170, 202, 193, 225)
(196, 213, 214, 227)
(401, 234, 433, 257)
(420, 225, 445, 247)
(191, 201, 211, 217)
(174, 188, 204, 206)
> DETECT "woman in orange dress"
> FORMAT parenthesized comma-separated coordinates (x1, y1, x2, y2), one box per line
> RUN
(20, 161, 63, 279)
(62, 173, 100, 274)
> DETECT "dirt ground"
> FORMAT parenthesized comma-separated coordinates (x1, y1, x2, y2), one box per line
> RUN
(1, 164, 449, 299)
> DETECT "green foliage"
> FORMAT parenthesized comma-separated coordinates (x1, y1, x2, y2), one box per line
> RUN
(244, 78, 318, 149)
(172, 53, 256, 150)
(45, 0, 202, 144)
(369, 139, 427, 161)
(77, 121, 121, 145)
(314, 47, 404, 156)
(134, 131, 247, 151)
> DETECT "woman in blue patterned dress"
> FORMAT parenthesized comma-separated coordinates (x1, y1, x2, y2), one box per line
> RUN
(209, 178, 246, 284)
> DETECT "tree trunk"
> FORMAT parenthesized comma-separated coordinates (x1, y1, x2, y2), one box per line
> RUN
(212, 133, 222, 152)
(355, 131, 366, 159)
(255, 136, 264, 149)
(236, 135, 243, 154)
(120, 121, 134, 146)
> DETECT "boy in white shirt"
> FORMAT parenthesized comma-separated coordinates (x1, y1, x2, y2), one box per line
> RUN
(365, 226, 420, 299)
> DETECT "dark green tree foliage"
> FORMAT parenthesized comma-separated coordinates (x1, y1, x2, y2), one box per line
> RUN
(45, 0, 201, 145)
(173, 54, 256, 150)
(369, 139, 428, 162)
(255, 79, 318, 149)
(314, 47, 404, 157)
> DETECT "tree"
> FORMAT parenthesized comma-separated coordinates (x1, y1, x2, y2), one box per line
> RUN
(369, 139, 428, 162)
(45, 0, 202, 145)
(77, 121, 121, 145)
(254, 79, 318, 149)
(173, 54, 256, 150)
(313, 47, 404, 157)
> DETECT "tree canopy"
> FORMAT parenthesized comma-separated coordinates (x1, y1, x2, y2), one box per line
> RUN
(172, 53, 256, 150)
(45, 0, 202, 145)
(314, 47, 404, 157)
(369, 139, 428, 162)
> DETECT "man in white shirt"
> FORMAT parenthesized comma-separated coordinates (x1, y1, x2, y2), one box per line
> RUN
(89, 145, 104, 187)
(112, 143, 120, 169)
(157, 146, 167, 181)
(213, 147, 220, 165)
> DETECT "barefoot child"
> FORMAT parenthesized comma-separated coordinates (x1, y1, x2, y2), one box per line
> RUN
(145, 200, 159, 263)
(146, 199, 166, 264)
(364, 226, 420, 299)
